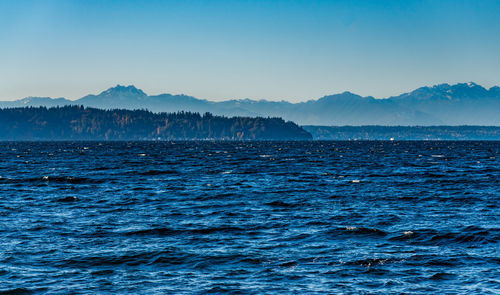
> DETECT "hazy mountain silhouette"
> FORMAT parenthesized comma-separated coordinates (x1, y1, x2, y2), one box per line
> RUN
(1, 82, 499, 125)
(391, 82, 500, 125)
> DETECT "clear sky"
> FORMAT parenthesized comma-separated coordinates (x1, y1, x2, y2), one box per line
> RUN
(1, 0, 500, 102)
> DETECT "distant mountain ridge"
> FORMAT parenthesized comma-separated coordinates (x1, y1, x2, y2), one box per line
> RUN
(1, 82, 499, 126)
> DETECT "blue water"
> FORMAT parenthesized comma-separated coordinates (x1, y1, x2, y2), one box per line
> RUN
(0, 141, 499, 294)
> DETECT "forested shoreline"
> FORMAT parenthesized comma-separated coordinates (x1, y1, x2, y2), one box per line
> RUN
(0, 106, 312, 140)
(304, 125, 500, 140)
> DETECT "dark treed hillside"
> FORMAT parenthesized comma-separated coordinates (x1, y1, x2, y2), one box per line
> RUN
(0, 106, 312, 140)
(304, 125, 500, 140)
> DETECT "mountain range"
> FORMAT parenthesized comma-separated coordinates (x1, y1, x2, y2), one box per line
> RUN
(1, 82, 499, 126)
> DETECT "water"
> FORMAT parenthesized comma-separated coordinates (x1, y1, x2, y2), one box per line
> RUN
(0, 141, 499, 294)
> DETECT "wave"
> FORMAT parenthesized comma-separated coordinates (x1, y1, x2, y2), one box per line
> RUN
(0, 176, 104, 185)
(265, 201, 299, 208)
(138, 170, 179, 176)
(58, 249, 188, 268)
(122, 226, 249, 237)
(327, 226, 388, 237)
(389, 226, 500, 245)
(0, 288, 42, 295)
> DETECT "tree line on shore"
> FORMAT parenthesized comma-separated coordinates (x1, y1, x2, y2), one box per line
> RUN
(0, 106, 312, 140)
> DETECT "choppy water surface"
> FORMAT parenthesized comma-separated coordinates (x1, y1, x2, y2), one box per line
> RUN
(0, 141, 499, 294)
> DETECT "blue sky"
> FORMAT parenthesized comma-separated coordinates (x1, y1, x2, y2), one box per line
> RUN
(1, 0, 499, 102)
